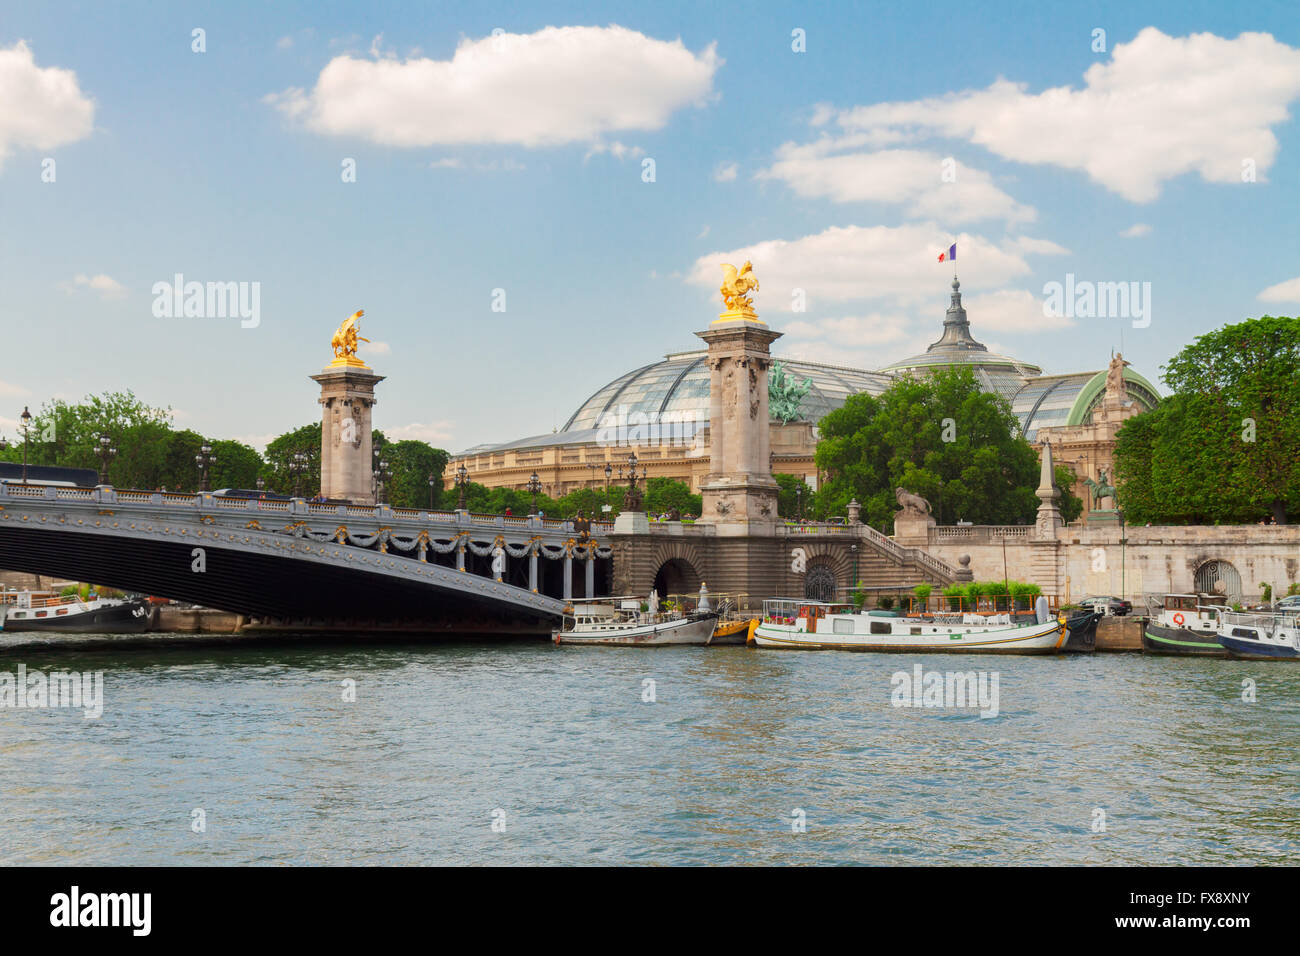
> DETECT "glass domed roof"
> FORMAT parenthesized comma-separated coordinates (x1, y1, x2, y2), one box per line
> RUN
(562, 350, 893, 433)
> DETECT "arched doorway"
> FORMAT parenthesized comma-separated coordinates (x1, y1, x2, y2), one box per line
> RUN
(1194, 560, 1242, 603)
(805, 563, 838, 603)
(653, 558, 701, 600)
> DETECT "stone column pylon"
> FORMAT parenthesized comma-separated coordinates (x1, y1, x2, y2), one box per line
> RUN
(310, 365, 385, 504)
(695, 309, 782, 535)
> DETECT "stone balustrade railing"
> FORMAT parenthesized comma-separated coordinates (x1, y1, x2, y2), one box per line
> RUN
(932, 525, 1032, 543)
(0, 482, 584, 537)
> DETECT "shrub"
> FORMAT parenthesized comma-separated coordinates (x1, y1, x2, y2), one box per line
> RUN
(877, 595, 895, 610)
(1261, 582, 1273, 602)
(913, 583, 932, 601)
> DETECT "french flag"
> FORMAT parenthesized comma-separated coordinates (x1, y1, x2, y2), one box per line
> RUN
(937, 243, 956, 263)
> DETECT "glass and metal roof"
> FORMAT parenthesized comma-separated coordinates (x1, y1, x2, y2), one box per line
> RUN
(562, 350, 893, 433)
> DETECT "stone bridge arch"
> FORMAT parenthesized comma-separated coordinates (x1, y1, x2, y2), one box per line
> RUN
(648, 541, 707, 599)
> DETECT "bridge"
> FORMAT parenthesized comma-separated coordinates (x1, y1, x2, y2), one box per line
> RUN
(0, 482, 613, 632)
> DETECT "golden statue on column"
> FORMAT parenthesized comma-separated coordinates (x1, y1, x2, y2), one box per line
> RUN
(718, 261, 761, 321)
(329, 309, 370, 368)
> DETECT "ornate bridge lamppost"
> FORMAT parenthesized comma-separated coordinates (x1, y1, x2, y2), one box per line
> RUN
(603, 463, 613, 516)
(618, 452, 647, 512)
(19, 405, 32, 484)
(96, 433, 117, 485)
(372, 456, 391, 505)
(427, 472, 437, 510)
(795, 483, 804, 521)
(289, 451, 308, 498)
(255, 477, 266, 495)
(455, 463, 469, 511)
(195, 441, 216, 492)
(527, 471, 542, 516)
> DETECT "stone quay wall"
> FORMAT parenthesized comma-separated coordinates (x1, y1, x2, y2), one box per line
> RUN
(922, 523, 1300, 603)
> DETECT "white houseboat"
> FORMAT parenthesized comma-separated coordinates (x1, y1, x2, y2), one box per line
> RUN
(752, 599, 1067, 654)
(553, 595, 718, 646)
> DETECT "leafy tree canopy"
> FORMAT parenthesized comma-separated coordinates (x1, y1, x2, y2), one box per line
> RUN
(814, 367, 1081, 530)
(1114, 315, 1300, 524)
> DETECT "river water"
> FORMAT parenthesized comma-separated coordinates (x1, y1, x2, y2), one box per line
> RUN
(1, 635, 1297, 865)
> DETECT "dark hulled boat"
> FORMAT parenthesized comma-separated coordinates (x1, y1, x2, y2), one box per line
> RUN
(1, 591, 152, 634)
(1141, 593, 1228, 657)
(1063, 609, 1101, 652)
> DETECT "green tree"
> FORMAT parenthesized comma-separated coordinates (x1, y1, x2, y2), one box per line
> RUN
(643, 477, 701, 516)
(0, 391, 174, 488)
(1114, 316, 1300, 524)
(210, 439, 264, 490)
(815, 367, 1044, 530)
(377, 438, 450, 509)
(1054, 464, 1085, 525)
(773, 472, 808, 518)
(264, 423, 322, 497)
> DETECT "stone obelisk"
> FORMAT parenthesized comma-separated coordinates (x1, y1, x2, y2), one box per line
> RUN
(696, 262, 781, 534)
(310, 310, 384, 504)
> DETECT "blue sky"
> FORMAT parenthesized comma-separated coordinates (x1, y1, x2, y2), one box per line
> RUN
(2, 0, 1298, 452)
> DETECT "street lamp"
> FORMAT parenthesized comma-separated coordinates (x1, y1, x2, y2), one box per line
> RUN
(290, 451, 308, 498)
(255, 476, 265, 494)
(795, 484, 804, 521)
(427, 472, 437, 510)
(372, 457, 391, 504)
(603, 462, 613, 514)
(527, 471, 542, 516)
(19, 405, 31, 484)
(849, 542, 859, 597)
(96, 433, 117, 485)
(455, 463, 469, 511)
(1118, 508, 1127, 601)
(618, 452, 647, 511)
(195, 441, 216, 492)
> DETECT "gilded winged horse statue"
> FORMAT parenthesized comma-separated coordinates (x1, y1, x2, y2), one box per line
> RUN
(720, 261, 760, 314)
(331, 309, 370, 364)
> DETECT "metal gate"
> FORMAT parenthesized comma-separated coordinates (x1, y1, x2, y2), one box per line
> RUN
(805, 564, 838, 603)
(1194, 560, 1242, 603)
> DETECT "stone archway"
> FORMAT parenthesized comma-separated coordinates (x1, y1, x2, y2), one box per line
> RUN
(653, 557, 701, 599)
(1194, 559, 1242, 603)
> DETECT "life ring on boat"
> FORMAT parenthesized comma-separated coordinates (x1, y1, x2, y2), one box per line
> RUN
(1172, 612, 1185, 626)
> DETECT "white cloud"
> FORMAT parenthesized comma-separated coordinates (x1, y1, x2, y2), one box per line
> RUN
(268, 25, 720, 148)
(962, 288, 1073, 332)
(1257, 276, 1300, 303)
(62, 273, 127, 299)
(585, 139, 644, 161)
(366, 341, 392, 355)
(759, 145, 1035, 225)
(0, 379, 27, 397)
(0, 41, 95, 170)
(713, 161, 738, 182)
(688, 223, 1061, 310)
(833, 28, 1300, 202)
(276, 36, 294, 50)
(430, 156, 525, 171)
(1120, 223, 1152, 238)
(383, 421, 456, 444)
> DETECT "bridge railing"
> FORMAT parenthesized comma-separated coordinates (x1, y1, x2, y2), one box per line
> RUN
(0, 482, 583, 536)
